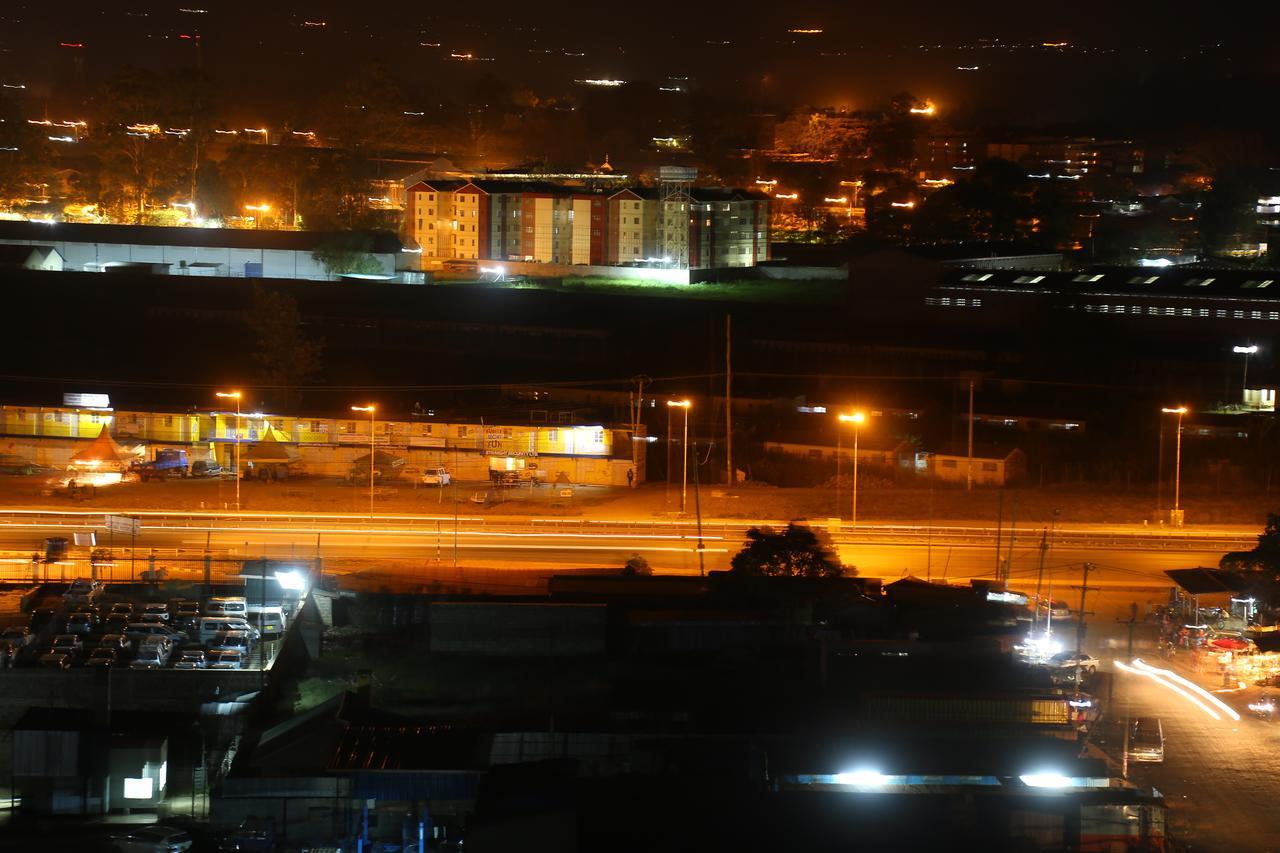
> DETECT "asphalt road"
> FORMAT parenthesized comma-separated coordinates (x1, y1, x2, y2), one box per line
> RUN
(0, 513, 1233, 599)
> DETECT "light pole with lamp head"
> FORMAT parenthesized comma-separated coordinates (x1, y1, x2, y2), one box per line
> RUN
(352, 405, 376, 515)
(1234, 345, 1259, 408)
(839, 412, 866, 525)
(1162, 406, 1188, 527)
(215, 391, 241, 511)
(667, 400, 691, 514)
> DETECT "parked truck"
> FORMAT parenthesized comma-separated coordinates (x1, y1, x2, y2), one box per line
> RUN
(134, 449, 190, 481)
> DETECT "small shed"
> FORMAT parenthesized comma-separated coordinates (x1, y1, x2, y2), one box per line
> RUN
(243, 428, 300, 481)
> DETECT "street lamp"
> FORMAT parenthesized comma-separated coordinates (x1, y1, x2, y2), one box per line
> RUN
(667, 400, 691, 513)
(215, 391, 242, 512)
(1234, 345, 1259, 408)
(839, 412, 866, 525)
(1161, 406, 1188, 527)
(352, 405, 376, 515)
(244, 203, 270, 229)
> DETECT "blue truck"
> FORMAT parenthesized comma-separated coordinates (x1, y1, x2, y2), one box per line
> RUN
(134, 449, 190, 481)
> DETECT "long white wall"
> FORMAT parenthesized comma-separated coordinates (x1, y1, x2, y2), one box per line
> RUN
(0, 238, 396, 281)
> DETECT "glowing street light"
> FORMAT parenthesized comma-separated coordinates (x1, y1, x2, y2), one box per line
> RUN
(839, 412, 867, 525)
(215, 391, 242, 511)
(1161, 406, 1188, 527)
(909, 101, 937, 116)
(667, 400, 691, 513)
(352, 405, 377, 515)
(244, 203, 270, 229)
(1234, 345, 1259, 407)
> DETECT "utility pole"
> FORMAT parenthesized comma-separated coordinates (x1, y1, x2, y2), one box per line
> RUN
(629, 375, 648, 489)
(1033, 527, 1048, 632)
(966, 379, 975, 492)
(994, 489, 1004, 578)
(725, 314, 733, 487)
(1005, 495, 1017, 584)
(1076, 562, 1095, 655)
(692, 441, 706, 576)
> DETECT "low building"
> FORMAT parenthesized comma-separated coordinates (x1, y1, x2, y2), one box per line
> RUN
(0, 221, 404, 281)
(926, 445, 1026, 486)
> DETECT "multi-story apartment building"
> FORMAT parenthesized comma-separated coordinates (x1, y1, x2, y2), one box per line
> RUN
(407, 179, 768, 270)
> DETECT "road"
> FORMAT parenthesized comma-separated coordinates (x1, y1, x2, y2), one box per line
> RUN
(0, 509, 1243, 597)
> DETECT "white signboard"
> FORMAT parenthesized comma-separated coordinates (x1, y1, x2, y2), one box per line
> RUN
(64, 393, 111, 408)
(104, 515, 141, 536)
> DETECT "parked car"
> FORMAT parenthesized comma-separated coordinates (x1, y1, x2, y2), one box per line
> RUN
(124, 623, 184, 643)
(190, 460, 224, 478)
(1, 626, 33, 648)
(99, 633, 131, 652)
(39, 652, 72, 669)
(28, 607, 57, 632)
(175, 649, 207, 670)
(198, 617, 258, 643)
(105, 615, 130, 635)
(108, 825, 193, 853)
(109, 602, 135, 618)
(207, 649, 244, 670)
(85, 647, 118, 668)
(50, 634, 83, 656)
(131, 637, 173, 668)
(208, 630, 252, 655)
(1047, 651, 1100, 674)
(142, 602, 171, 622)
(419, 466, 452, 486)
(66, 612, 98, 635)
(65, 578, 104, 606)
(205, 597, 248, 618)
(1128, 717, 1165, 763)
(0, 453, 47, 475)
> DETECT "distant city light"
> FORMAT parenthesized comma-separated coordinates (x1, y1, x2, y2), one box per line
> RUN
(774, 192, 798, 200)
(909, 101, 937, 116)
(575, 78, 626, 87)
(787, 28, 824, 34)
(890, 201, 916, 208)
(833, 769, 887, 787)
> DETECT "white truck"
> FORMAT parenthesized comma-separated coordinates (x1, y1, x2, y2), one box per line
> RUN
(419, 467, 452, 486)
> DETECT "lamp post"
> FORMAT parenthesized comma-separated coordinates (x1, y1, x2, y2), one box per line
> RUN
(215, 391, 241, 511)
(839, 412, 866, 525)
(352, 405, 376, 515)
(1162, 406, 1187, 527)
(244, 203, 270, 229)
(667, 400, 691, 513)
(1234, 345, 1259, 408)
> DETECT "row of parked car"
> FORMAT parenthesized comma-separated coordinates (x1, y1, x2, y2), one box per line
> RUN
(2, 580, 286, 670)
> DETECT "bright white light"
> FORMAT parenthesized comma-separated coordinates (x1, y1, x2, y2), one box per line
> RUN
(1020, 772, 1072, 788)
(123, 777, 153, 799)
(1139, 258, 1173, 268)
(834, 769, 887, 787)
(1131, 659, 1240, 721)
(575, 78, 626, 87)
(1234, 345, 1259, 354)
(274, 569, 305, 590)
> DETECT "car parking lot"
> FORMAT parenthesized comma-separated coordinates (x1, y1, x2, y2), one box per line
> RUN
(0, 580, 289, 672)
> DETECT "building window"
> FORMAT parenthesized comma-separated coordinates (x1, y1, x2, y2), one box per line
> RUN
(164, 416, 174, 427)
(982, 462, 998, 472)
(940, 459, 957, 468)
(457, 426, 470, 438)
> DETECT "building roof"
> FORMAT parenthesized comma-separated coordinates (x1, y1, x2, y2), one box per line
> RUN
(0, 244, 56, 265)
(931, 443, 1022, 461)
(1164, 568, 1251, 595)
(0, 221, 404, 254)
(905, 242, 1061, 263)
(938, 265, 1280, 298)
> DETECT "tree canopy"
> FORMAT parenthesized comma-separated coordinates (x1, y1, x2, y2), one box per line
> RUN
(730, 523, 847, 579)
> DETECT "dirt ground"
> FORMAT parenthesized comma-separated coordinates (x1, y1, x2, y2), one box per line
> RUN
(1, 471, 1275, 530)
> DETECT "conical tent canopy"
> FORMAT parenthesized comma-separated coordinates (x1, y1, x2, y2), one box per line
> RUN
(243, 427, 300, 464)
(69, 426, 136, 470)
(352, 449, 404, 468)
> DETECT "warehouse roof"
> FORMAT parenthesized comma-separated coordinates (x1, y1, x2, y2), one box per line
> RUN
(0, 221, 404, 254)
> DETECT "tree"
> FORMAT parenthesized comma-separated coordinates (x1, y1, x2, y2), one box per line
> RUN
(245, 286, 323, 411)
(729, 523, 846, 578)
(312, 233, 384, 276)
(1221, 513, 1280, 577)
(621, 554, 652, 576)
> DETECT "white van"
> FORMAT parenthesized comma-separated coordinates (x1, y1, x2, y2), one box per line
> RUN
(205, 597, 247, 618)
(198, 617, 258, 644)
(249, 606, 286, 640)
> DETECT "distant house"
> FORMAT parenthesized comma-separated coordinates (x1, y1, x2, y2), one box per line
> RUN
(761, 437, 912, 466)
(0, 244, 63, 271)
(925, 444, 1026, 486)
